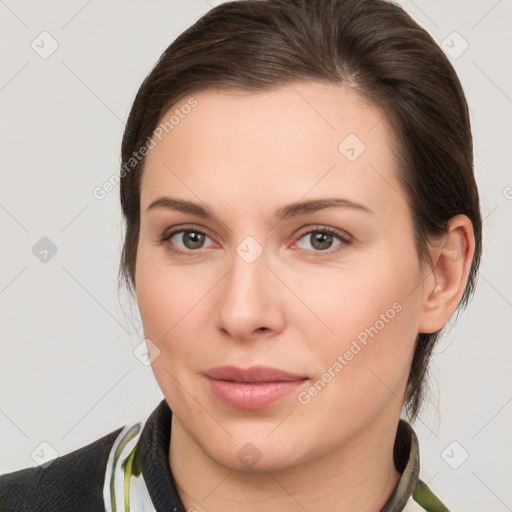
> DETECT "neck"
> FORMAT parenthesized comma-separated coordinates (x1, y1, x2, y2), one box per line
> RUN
(169, 411, 402, 512)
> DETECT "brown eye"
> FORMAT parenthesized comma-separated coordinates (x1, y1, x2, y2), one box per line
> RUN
(178, 231, 206, 250)
(162, 228, 213, 254)
(295, 227, 351, 255)
(309, 232, 335, 251)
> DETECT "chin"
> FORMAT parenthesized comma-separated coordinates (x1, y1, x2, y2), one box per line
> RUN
(215, 447, 302, 474)
(201, 431, 314, 474)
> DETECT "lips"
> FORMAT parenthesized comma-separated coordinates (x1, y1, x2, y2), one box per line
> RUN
(204, 365, 309, 410)
(204, 365, 308, 383)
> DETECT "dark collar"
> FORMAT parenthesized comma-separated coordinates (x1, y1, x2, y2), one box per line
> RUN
(136, 399, 420, 512)
(136, 399, 185, 511)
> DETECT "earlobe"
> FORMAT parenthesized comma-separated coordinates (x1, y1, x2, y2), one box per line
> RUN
(418, 215, 475, 334)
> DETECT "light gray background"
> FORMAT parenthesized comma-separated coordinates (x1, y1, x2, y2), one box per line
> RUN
(1, 1, 511, 510)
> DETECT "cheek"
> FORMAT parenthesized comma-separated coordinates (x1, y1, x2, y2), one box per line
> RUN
(135, 245, 191, 349)
(135, 245, 220, 369)
(135, 249, 204, 413)
(289, 245, 420, 345)
(135, 258, 171, 343)
(289, 243, 421, 403)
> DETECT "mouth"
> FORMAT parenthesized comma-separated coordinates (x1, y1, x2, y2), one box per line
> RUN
(203, 365, 309, 410)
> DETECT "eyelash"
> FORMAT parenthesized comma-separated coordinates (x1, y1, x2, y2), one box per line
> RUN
(158, 224, 352, 257)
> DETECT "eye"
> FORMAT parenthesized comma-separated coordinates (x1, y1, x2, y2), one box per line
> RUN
(294, 226, 351, 255)
(160, 226, 215, 254)
(159, 225, 352, 257)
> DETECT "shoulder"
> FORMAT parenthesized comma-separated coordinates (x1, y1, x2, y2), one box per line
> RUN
(0, 426, 124, 512)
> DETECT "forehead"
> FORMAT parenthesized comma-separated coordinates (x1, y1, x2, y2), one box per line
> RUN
(140, 81, 401, 215)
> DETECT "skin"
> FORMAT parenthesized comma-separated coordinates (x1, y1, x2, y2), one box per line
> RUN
(135, 81, 475, 511)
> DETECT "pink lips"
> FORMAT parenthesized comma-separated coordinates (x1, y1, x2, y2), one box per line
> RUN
(204, 365, 309, 410)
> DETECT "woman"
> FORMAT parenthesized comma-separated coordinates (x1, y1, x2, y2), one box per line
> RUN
(0, 0, 481, 510)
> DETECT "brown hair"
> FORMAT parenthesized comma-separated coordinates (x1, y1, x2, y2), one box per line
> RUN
(119, 0, 482, 421)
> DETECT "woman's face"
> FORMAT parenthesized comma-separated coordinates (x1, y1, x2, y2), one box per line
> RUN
(136, 81, 429, 471)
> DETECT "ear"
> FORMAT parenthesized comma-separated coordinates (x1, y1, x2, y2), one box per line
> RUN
(417, 214, 476, 334)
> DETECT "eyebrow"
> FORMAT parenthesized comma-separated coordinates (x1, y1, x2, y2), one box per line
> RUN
(146, 196, 373, 220)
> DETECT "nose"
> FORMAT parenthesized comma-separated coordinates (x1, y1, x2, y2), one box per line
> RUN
(216, 242, 286, 342)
